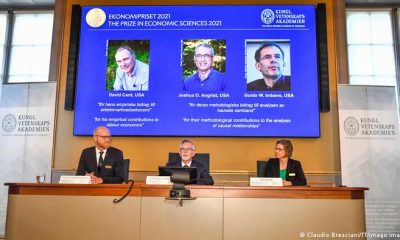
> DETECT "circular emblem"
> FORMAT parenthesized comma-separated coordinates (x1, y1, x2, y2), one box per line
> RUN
(86, 8, 106, 28)
(2, 114, 17, 133)
(343, 117, 359, 136)
(261, 9, 275, 25)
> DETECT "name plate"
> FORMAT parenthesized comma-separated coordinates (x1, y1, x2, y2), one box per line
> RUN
(146, 176, 172, 185)
(250, 177, 283, 187)
(59, 176, 91, 184)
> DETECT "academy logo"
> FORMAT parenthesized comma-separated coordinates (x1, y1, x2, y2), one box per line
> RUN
(261, 9, 275, 25)
(343, 117, 359, 136)
(2, 114, 17, 133)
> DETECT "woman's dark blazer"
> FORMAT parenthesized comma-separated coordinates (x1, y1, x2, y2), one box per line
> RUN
(265, 158, 307, 186)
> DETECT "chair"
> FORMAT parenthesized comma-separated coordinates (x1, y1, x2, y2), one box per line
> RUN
(256, 160, 268, 177)
(122, 159, 130, 183)
(168, 152, 210, 171)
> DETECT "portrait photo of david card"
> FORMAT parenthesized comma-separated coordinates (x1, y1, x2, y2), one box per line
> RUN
(106, 40, 150, 91)
(181, 39, 227, 92)
(246, 40, 291, 91)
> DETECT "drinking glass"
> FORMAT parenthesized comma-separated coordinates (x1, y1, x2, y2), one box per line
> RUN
(36, 174, 46, 183)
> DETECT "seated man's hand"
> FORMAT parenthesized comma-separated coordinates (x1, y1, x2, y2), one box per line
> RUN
(85, 172, 104, 184)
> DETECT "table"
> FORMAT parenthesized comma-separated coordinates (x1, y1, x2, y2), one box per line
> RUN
(4, 183, 367, 240)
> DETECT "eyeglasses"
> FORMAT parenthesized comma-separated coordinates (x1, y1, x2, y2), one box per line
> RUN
(96, 135, 112, 140)
(195, 54, 213, 59)
(180, 147, 194, 152)
(274, 148, 285, 151)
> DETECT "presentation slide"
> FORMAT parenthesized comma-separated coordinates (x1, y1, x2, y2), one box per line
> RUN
(74, 5, 320, 137)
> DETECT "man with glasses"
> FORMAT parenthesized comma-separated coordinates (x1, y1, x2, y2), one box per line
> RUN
(113, 46, 149, 91)
(247, 42, 291, 91)
(166, 139, 214, 185)
(183, 43, 226, 91)
(76, 126, 125, 184)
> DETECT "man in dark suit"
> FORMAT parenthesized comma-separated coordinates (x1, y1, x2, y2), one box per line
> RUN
(247, 42, 291, 91)
(167, 139, 214, 185)
(76, 126, 124, 184)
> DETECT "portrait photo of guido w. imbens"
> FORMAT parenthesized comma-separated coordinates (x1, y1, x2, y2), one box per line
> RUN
(246, 40, 291, 91)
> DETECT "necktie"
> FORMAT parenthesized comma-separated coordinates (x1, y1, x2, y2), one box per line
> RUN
(98, 151, 104, 172)
(183, 165, 189, 167)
